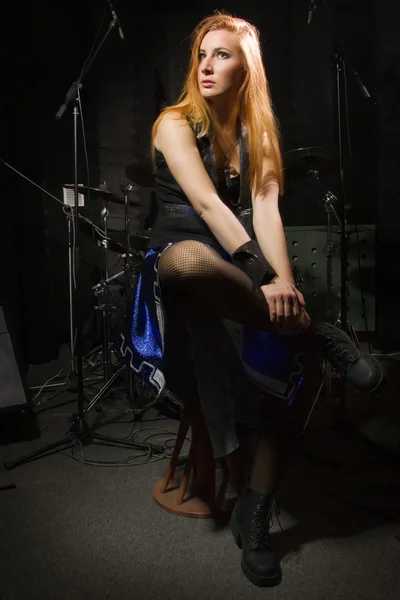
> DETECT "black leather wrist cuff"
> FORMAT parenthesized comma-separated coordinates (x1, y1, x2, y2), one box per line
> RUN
(232, 240, 276, 290)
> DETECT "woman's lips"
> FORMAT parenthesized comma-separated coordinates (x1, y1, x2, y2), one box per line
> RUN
(201, 81, 215, 88)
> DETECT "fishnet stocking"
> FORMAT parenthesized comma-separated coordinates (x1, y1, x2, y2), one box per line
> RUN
(158, 240, 315, 496)
(158, 240, 273, 329)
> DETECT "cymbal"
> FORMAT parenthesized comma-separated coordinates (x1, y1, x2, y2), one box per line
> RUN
(64, 184, 123, 202)
(109, 231, 149, 252)
(125, 163, 155, 191)
(103, 234, 149, 254)
(79, 220, 149, 253)
(283, 146, 343, 176)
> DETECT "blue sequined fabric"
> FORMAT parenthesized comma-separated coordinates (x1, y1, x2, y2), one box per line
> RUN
(117, 246, 170, 396)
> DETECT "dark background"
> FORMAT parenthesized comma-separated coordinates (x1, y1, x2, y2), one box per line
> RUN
(1, 0, 399, 368)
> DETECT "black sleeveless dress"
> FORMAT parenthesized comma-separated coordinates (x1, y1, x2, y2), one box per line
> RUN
(148, 122, 254, 250)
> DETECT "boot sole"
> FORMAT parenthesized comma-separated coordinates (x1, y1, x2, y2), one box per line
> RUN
(230, 502, 282, 587)
(241, 556, 282, 587)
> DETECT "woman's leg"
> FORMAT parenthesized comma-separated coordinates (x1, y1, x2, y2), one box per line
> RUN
(158, 240, 384, 394)
(229, 359, 320, 587)
(248, 357, 320, 495)
(159, 240, 273, 330)
(162, 292, 246, 490)
(184, 316, 247, 493)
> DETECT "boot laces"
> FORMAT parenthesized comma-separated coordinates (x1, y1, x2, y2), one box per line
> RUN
(317, 326, 355, 370)
(250, 497, 275, 548)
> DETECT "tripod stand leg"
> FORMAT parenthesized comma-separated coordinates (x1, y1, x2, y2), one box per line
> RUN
(4, 434, 78, 471)
(89, 432, 148, 449)
(296, 363, 341, 469)
(85, 366, 124, 413)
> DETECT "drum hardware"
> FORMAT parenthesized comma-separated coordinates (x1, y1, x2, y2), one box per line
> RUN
(99, 193, 113, 382)
(75, 180, 149, 393)
(291, 2, 372, 430)
(4, 5, 163, 472)
(63, 183, 124, 202)
(283, 145, 351, 179)
(284, 145, 360, 407)
(310, 168, 359, 403)
(0, 157, 109, 391)
(78, 188, 126, 387)
(84, 181, 161, 418)
(93, 270, 125, 295)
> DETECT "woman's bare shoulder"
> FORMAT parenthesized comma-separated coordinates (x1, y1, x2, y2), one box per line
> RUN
(155, 113, 195, 151)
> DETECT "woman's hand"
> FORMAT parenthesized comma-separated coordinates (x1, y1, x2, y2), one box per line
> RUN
(261, 277, 310, 335)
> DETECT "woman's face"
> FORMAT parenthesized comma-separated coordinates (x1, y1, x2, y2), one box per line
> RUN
(197, 30, 244, 100)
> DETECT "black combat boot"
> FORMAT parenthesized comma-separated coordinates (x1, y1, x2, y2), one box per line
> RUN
(230, 484, 281, 587)
(307, 319, 386, 393)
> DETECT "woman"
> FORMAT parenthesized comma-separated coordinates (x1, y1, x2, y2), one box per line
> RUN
(129, 12, 384, 587)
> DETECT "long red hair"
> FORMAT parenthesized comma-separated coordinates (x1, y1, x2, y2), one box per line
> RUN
(151, 12, 283, 195)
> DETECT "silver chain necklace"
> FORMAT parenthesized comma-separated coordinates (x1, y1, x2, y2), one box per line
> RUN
(216, 136, 240, 205)
(216, 136, 240, 186)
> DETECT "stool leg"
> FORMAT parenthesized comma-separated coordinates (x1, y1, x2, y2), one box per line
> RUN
(160, 408, 191, 494)
(192, 423, 215, 508)
(215, 459, 230, 513)
(176, 443, 194, 505)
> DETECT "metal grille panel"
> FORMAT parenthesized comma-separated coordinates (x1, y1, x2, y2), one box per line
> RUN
(285, 225, 376, 331)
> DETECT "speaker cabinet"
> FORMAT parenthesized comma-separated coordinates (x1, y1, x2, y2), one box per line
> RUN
(0, 306, 29, 412)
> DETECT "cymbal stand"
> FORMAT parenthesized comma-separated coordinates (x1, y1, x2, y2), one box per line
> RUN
(67, 214, 76, 377)
(85, 183, 160, 418)
(308, 170, 341, 403)
(308, 169, 360, 409)
(308, 170, 341, 321)
(121, 182, 136, 407)
(96, 198, 113, 382)
(120, 181, 157, 416)
(310, 0, 372, 423)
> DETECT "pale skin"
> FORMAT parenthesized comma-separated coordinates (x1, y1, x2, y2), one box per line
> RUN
(155, 29, 310, 334)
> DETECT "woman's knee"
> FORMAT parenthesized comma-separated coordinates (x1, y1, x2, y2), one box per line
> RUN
(158, 240, 218, 282)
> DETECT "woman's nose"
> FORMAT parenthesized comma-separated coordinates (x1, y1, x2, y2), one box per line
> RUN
(201, 60, 214, 75)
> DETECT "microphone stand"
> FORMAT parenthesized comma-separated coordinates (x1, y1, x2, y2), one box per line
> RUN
(4, 11, 160, 471)
(310, 2, 372, 424)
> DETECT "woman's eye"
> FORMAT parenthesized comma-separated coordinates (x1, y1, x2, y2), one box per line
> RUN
(218, 51, 230, 59)
(199, 53, 206, 60)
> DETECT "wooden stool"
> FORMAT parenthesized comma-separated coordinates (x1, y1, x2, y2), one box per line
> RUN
(153, 395, 230, 518)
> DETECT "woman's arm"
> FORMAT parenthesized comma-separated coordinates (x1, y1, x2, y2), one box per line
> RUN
(252, 181, 295, 283)
(155, 114, 251, 254)
(252, 149, 308, 329)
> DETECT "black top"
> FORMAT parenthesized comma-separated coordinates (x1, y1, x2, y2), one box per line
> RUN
(148, 122, 253, 250)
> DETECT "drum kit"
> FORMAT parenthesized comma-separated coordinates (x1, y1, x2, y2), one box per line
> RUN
(62, 168, 158, 416)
